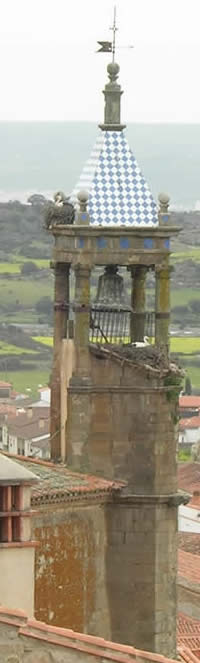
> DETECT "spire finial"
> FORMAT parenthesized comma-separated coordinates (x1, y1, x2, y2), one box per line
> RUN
(111, 6, 117, 63)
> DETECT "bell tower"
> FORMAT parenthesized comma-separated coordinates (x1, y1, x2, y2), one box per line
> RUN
(47, 14, 184, 660)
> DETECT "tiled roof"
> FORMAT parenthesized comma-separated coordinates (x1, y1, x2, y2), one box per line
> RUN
(0, 606, 193, 663)
(5, 408, 50, 440)
(8, 420, 50, 441)
(0, 403, 16, 415)
(178, 549, 200, 583)
(72, 130, 158, 227)
(2, 454, 124, 505)
(0, 452, 38, 484)
(180, 397, 200, 409)
(190, 496, 200, 508)
(178, 463, 200, 495)
(0, 381, 12, 388)
(179, 533, 200, 556)
(178, 613, 200, 659)
(179, 417, 200, 430)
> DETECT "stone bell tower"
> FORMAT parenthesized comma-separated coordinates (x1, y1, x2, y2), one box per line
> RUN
(48, 32, 184, 660)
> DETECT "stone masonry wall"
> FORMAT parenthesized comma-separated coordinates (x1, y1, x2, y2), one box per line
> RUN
(67, 351, 178, 493)
(66, 350, 179, 657)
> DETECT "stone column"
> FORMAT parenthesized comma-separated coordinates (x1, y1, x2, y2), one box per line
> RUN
(51, 262, 70, 460)
(66, 264, 92, 470)
(73, 264, 91, 379)
(130, 266, 147, 342)
(155, 262, 170, 350)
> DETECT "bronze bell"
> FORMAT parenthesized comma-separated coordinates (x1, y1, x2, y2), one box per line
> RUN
(90, 265, 131, 344)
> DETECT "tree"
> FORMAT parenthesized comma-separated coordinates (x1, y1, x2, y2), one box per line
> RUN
(185, 376, 192, 395)
(36, 296, 53, 315)
(189, 299, 200, 314)
(20, 261, 39, 275)
(27, 194, 47, 206)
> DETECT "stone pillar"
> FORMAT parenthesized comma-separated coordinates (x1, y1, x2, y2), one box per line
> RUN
(51, 262, 70, 460)
(99, 62, 126, 131)
(73, 264, 91, 378)
(158, 191, 170, 225)
(130, 266, 147, 342)
(66, 264, 92, 470)
(155, 262, 170, 350)
(105, 493, 179, 658)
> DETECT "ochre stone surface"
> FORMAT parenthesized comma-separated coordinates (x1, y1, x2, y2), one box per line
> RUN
(33, 503, 110, 637)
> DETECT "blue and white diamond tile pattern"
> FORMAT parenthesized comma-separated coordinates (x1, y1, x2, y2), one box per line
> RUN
(71, 131, 158, 227)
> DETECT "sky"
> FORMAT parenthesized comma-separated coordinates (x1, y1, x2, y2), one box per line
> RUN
(0, 0, 200, 122)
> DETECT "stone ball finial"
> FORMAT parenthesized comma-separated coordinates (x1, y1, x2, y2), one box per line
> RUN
(107, 62, 120, 81)
(158, 192, 170, 209)
(77, 189, 89, 212)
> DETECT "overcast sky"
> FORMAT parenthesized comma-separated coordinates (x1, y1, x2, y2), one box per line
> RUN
(0, 0, 200, 122)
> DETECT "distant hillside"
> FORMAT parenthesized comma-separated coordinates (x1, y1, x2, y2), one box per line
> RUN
(0, 198, 199, 261)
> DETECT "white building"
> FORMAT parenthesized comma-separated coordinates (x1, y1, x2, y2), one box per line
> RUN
(179, 416, 200, 445)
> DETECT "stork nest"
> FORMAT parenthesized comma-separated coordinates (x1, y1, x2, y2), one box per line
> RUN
(90, 342, 181, 373)
(110, 343, 168, 369)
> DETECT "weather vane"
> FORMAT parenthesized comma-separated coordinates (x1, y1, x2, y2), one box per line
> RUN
(97, 6, 133, 60)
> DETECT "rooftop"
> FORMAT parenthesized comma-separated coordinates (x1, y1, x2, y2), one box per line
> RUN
(0, 381, 12, 388)
(72, 130, 158, 228)
(179, 533, 200, 556)
(0, 452, 38, 485)
(179, 417, 200, 430)
(178, 613, 200, 659)
(0, 606, 199, 663)
(178, 549, 200, 584)
(1, 453, 124, 505)
(5, 409, 50, 441)
(180, 397, 200, 410)
(178, 463, 200, 496)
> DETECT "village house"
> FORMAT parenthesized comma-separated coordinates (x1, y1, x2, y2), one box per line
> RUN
(0, 407, 50, 459)
(179, 396, 200, 418)
(0, 380, 12, 399)
(179, 416, 200, 446)
(178, 463, 200, 533)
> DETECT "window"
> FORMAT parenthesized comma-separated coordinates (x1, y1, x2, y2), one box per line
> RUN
(0, 486, 22, 543)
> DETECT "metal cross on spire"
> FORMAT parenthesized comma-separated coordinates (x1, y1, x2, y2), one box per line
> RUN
(111, 5, 117, 63)
(97, 6, 133, 58)
(97, 5, 117, 59)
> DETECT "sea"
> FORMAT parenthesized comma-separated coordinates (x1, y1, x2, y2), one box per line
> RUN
(0, 122, 200, 210)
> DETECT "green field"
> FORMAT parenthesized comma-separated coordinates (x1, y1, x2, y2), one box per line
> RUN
(0, 342, 37, 356)
(170, 337, 200, 354)
(0, 277, 53, 308)
(35, 335, 200, 355)
(172, 249, 200, 262)
(184, 365, 200, 389)
(0, 259, 50, 273)
(34, 336, 53, 346)
(0, 368, 50, 397)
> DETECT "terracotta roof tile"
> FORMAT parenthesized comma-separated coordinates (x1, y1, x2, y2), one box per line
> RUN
(8, 419, 50, 440)
(178, 463, 200, 496)
(180, 397, 200, 409)
(178, 549, 200, 583)
(179, 418, 200, 430)
(190, 496, 200, 508)
(179, 533, 200, 556)
(0, 605, 199, 663)
(2, 453, 124, 505)
(178, 613, 200, 659)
